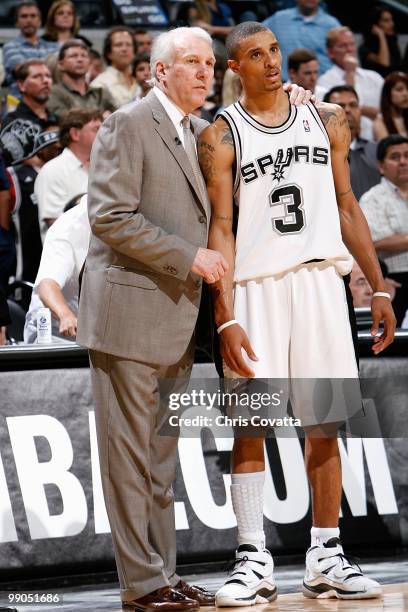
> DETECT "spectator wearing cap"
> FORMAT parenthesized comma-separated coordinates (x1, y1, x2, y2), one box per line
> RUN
(7, 127, 61, 296)
(90, 27, 140, 108)
(0, 153, 14, 291)
(360, 135, 408, 325)
(0, 60, 57, 166)
(34, 108, 102, 241)
(287, 48, 326, 99)
(317, 26, 384, 139)
(24, 194, 90, 343)
(262, 0, 340, 82)
(2, 1, 58, 94)
(47, 40, 116, 119)
(324, 85, 380, 199)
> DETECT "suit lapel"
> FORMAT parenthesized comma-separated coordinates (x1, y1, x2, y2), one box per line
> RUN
(146, 92, 209, 218)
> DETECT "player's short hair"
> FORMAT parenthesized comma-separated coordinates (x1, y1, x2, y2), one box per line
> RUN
(377, 135, 408, 161)
(226, 22, 270, 60)
(287, 48, 317, 72)
(326, 26, 352, 49)
(323, 85, 359, 103)
(14, 58, 47, 81)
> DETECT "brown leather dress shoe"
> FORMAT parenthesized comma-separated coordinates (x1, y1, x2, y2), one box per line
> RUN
(175, 580, 216, 606)
(122, 586, 199, 611)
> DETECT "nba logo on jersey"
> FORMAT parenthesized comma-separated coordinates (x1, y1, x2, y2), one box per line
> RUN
(303, 119, 310, 132)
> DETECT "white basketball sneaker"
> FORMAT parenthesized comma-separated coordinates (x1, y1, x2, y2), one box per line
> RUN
(303, 537, 382, 600)
(216, 544, 277, 607)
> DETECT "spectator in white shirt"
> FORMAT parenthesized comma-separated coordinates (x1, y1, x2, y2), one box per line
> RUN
(90, 27, 140, 107)
(360, 135, 408, 325)
(24, 194, 89, 342)
(34, 107, 102, 240)
(317, 26, 384, 140)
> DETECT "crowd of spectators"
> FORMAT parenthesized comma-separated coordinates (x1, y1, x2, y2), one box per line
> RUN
(0, 0, 407, 344)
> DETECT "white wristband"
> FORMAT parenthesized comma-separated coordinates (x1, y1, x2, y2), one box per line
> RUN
(372, 291, 391, 299)
(217, 319, 238, 334)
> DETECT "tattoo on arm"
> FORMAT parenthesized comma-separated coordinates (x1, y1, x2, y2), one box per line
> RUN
(319, 109, 337, 127)
(198, 140, 216, 182)
(220, 126, 234, 148)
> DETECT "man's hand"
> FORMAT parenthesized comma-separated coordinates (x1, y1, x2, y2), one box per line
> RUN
(283, 83, 314, 105)
(191, 247, 228, 283)
(371, 297, 396, 355)
(59, 309, 78, 337)
(343, 54, 358, 73)
(220, 323, 258, 377)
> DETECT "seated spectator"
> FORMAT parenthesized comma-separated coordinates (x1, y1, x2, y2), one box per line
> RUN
(350, 261, 400, 307)
(24, 194, 89, 343)
(360, 135, 408, 326)
(324, 85, 381, 199)
(263, 0, 340, 82)
(91, 27, 140, 108)
(133, 54, 152, 99)
(318, 27, 384, 139)
(359, 5, 402, 78)
(42, 0, 91, 47)
(0, 60, 56, 165)
(0, 153, 14, 291)
(2, 1, 58, 95)
(87, 49, 104, 84)
(47, 40, 116, 119)
(7, 127, 61, 295)
(35, 108, 102, 240)
(194, 0, 234, 41)
(287, 48, 326, 99)
(0, 285, 11, 345)
(133, 29, 153, 57)
(373, 72, 408, 141)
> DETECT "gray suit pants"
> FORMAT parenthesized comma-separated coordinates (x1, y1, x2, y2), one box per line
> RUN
(89, 344, 193, 601)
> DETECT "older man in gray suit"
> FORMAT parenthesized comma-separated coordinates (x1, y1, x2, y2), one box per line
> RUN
(77, 27, 227, 611)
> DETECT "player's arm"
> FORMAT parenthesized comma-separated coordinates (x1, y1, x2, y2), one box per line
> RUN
(198, 119, 258, 376)
(317, 101, 396, 354)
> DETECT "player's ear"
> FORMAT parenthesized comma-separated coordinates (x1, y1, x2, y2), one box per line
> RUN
(227, 59, 239, 74)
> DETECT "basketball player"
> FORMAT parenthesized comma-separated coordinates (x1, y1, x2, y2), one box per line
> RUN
(198, 22, 396, 603)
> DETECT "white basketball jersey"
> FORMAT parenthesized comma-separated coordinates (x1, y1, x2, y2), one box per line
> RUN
(219, 100, 353, 282)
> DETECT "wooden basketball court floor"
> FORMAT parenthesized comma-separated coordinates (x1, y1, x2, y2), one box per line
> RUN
(6, 556, 407, 611)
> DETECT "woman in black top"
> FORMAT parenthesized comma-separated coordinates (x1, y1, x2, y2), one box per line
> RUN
(359, 5, 402, 77)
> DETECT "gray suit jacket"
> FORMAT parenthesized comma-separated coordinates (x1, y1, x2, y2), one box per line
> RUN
(76, 91, 210, 365)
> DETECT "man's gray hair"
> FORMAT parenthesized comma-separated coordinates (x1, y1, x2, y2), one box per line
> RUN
(149, 27, 213, 85)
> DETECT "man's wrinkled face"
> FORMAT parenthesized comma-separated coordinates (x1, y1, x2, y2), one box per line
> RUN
(157, 36, 215, 114)
(19, 64, 52, 102)
(380, 143, 408, 187)
(16, 6, 41, 38)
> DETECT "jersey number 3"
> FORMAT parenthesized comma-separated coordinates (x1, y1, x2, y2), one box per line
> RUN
(269, 184, 306, 234)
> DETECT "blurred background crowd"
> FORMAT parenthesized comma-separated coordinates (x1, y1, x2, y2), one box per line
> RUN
(0, 0, 407, 346)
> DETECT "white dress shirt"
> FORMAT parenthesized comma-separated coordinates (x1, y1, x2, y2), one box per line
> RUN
(153, 86, 187, 147)
(34, 147, 88, 242)
(360, 177, 408, 273)
(24, 196, 90, 342)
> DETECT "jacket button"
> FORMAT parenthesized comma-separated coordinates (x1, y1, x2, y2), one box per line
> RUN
(195, 279, 201, 288)
(198, 215, 206, 224)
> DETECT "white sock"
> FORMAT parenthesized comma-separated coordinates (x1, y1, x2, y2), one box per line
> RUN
(231, 471, 265, 550)
(311, 526, 340, 547)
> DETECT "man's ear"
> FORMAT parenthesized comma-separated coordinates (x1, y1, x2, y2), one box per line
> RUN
(227, 59, 239, 75)
(17, 79, 26, 94)
(155, 60, 167, 82)
(69, 126, 79, 143)
(378, 161, 384, 176)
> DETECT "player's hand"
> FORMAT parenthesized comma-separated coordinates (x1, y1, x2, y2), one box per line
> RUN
(370, 297, 396, 355)
(219, 323, 258, 377)
(191, 247, 228, 283)
(283, 83, 315, 105)
(59, 311, 78, 337)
